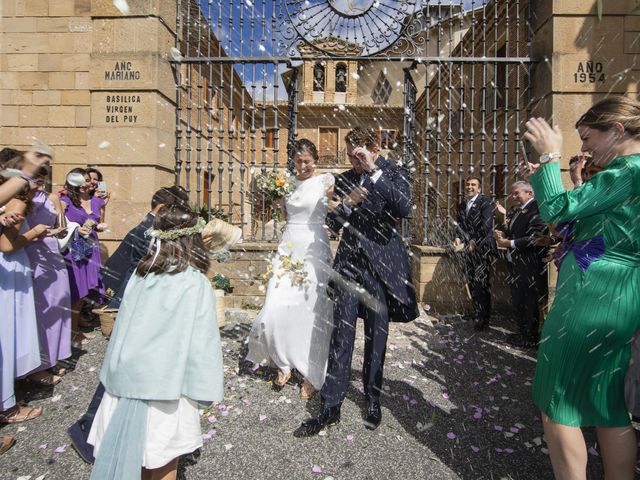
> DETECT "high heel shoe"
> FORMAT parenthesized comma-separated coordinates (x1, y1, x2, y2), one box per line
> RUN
(299, 378, 316, 401)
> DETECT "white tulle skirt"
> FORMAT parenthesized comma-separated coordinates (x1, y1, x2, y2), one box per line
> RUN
(88, 392, 202, 469)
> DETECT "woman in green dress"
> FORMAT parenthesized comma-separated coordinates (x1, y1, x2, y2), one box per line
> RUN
(523, 96, 640, 480)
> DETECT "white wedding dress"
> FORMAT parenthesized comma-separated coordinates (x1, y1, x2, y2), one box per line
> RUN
(246, 173, 335, 390)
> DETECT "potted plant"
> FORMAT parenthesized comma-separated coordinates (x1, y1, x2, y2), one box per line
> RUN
(192, 204, 228, 222)
(211, 274, 232, 328)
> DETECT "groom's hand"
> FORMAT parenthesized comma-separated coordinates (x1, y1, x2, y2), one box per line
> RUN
(344, 187, 368, 208)
(352, 146, 377, 173)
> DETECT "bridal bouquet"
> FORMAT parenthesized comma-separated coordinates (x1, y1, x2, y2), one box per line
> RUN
(255, 170, 294, 200)
(259, 254, 308, 287)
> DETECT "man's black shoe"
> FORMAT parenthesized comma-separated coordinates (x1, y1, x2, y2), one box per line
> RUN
(473, 319, 489, 331)
(363, 401, 382, 430)
(293, 406, 341, 438)
(506, 334, 538, 349)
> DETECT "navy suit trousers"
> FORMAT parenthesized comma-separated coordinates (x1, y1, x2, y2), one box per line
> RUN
(321, 254, 389, 408)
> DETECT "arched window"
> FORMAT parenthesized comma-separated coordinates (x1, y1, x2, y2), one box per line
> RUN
(313, 63, 325, 92)
(335, 63, 347, 93)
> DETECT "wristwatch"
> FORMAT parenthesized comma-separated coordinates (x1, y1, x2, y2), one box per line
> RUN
(539, 152, 561, 164)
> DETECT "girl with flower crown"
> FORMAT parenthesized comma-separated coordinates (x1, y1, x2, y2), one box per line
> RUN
(87, 204, 224, 480)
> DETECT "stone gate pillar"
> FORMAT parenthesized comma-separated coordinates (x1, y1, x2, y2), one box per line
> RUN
(530, 0, 639, 302)
(531, 1, 638, 157)
(88, 0, 178, 252)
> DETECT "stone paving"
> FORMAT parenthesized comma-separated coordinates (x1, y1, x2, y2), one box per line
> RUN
(0, 311, 619, 480)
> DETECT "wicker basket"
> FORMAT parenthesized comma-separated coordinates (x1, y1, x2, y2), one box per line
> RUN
(214, 290, 226, 329)
(93, 308, 118, 337)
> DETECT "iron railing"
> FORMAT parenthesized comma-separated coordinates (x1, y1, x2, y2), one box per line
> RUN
(173, 0, 534, 245)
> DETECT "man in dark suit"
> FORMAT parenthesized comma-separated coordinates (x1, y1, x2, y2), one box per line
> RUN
(455, 177, 495, 331)
(67, 185, 188, 463)
(494, 181, 548, 348)
(295, 127, 418, 437)
(101, 185, 189, 309)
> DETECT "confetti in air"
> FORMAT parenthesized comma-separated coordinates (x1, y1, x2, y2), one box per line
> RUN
(112, 0, 130, 15)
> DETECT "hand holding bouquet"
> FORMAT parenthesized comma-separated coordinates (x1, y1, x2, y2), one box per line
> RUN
(257, 254, 308, 288)
(255, 170, 294, 200)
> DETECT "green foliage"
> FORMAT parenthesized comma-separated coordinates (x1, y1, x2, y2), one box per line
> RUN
(191, 204, 228, 222)
(211, 273, 232, 293)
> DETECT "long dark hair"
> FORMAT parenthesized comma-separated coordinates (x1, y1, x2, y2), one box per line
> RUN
(85, 167, 103, 181)
(86, 167, 103, 198)
(0, 156, 35, 215)
(64, 167, 87, 208)
(136, 204, 210, 277)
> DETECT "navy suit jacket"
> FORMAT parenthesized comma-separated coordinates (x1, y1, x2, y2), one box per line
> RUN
(102, 212, 154, 308)
(327, 156, 418, 321)
(456, 195, 496, 255)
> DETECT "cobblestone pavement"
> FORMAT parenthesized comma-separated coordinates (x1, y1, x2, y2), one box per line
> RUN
(0, 312, 618, 480)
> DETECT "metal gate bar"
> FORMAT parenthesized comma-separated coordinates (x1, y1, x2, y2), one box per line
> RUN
(173, 0, 534, 246)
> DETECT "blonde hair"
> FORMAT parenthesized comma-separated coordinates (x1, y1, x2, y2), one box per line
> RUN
(576, 96, 640, 137)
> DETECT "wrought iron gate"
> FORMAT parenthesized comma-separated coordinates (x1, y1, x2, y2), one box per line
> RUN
(172, 0, 534, 245)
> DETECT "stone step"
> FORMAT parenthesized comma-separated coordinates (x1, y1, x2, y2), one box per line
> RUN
(224, 308, 258, 325)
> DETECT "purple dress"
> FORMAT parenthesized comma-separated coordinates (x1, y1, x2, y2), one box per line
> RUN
(61, 195, 106, 302)
(0, 220, 41, 411)
(25, 191, 72, 371)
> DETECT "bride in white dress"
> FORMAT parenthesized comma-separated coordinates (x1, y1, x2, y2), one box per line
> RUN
(246, 139, 334, 400)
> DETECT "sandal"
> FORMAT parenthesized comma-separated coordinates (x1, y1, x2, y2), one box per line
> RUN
(71, 331, 93, 348)
(300, 378, 316, 401)
(0, 405, 43, 424)
(27, 371, 61, 386)
(49, 365, 67, 377)
(0, 436, 16, 454)
(272, 370, 291, 390)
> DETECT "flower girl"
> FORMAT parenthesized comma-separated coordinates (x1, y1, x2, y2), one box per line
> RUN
(88, 204, 224, 480)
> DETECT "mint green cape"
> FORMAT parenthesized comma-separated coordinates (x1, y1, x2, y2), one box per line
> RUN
(91, 266, 223, 480)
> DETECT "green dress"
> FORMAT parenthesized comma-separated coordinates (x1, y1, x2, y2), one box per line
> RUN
(530, 154, 640, 427)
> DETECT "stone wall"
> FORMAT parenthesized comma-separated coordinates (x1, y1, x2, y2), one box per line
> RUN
(411, 245, 515, 315)
(531, 1, 639, 139)
(1, 0, 93, 174)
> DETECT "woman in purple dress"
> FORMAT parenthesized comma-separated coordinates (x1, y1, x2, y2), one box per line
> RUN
(24, 175, 72, 384)
(60, 168, 107, 348)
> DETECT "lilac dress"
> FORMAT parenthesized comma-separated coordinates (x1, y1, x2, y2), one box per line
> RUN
(61, 195, 106, 302)
(0, 220, 41, 411)
(25, 191, 72, 371)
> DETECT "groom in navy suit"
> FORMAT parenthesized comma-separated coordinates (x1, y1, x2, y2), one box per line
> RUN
(295, 127, 418, 437)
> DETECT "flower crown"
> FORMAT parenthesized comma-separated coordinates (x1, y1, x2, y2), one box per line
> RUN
(145, 217, 206, 241)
